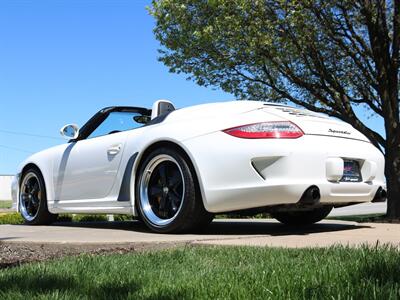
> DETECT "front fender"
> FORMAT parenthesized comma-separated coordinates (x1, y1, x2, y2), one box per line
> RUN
(11, 174, 20, 211)
(15, 144, 68, 212)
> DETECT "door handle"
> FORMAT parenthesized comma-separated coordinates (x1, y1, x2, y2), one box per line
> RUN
(107, 144, 121, 155)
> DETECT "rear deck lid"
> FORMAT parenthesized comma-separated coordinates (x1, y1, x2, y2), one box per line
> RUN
(262, 106, 370, 142)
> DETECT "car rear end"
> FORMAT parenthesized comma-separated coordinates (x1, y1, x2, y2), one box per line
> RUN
(182, 104, 386, 213)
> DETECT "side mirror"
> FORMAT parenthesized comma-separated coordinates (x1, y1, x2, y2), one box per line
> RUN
(60, 124, 80, 140)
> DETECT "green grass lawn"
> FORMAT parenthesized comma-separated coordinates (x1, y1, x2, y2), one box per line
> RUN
(0, 212, 23, 225)
(0, 212, 133, 225)
(0, 246, 399, 299)
(0, 201, 12, 209)
(328, 213, 388, 223)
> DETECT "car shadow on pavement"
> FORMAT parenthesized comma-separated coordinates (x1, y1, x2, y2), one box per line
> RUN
(51, 219, 371, 236)
(202, 220, 371, 236)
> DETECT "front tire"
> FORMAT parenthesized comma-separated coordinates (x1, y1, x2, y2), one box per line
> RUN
(271, 206, 333, 226)
(19, 168, 57, 225)
(135, 147, 213, 233)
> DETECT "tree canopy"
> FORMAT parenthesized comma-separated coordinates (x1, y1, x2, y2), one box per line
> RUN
(150, 0, 400, 217)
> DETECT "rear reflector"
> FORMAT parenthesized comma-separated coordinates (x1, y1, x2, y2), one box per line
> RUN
(223, 121, 303, 139)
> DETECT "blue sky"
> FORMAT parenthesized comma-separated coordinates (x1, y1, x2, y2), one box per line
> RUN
(0, 0, 384, 174)
(0, 0, 233, 174)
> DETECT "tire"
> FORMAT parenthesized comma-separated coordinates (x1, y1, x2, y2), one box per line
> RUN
(19, 168, 57, 225)
(135, 147, 213, 233)
(271, 206, 333, 226)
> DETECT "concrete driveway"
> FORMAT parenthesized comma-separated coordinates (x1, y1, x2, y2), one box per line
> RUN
(1, 219, 399, 248)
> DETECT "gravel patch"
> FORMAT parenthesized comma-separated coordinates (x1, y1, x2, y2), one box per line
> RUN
(0, 242, 182, 269)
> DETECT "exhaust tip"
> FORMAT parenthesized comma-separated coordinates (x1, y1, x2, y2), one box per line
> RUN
(372, 187, 387, 203)
(310, 187, 320, 201)
(299, 186, 321, 205)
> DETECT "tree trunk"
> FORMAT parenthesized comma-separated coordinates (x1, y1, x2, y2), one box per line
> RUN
(385, 147, 400, 219)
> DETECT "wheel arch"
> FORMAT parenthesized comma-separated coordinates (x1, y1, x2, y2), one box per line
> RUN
(21, 163, 42, 178)
(133, 140, 208, 213)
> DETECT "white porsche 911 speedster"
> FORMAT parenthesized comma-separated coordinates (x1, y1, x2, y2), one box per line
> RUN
(12, 100, 386, 233)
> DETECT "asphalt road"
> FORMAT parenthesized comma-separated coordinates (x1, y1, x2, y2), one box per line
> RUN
(1, 219, 398, 248)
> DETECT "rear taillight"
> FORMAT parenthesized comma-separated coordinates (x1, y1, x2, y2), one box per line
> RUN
(223, 121, 303, 139)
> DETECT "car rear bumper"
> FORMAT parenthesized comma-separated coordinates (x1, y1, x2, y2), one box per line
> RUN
(183, 132, 386, 213)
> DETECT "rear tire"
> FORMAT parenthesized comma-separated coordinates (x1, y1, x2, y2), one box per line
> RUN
(135, 147, 213, 233)
(271, 206, 333, 226)
(19, 168, 57, 225)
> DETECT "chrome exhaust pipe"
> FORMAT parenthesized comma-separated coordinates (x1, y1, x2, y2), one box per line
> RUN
(298, 186, 321, 205)
(372, 187, 387, 203)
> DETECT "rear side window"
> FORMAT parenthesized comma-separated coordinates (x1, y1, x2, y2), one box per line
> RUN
(87, 111, 142, 139)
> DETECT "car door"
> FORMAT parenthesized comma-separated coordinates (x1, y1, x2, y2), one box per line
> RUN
(53, 109, 145, 201)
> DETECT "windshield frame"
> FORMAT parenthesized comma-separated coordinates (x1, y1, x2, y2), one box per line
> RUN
(70, 106, 151, 142)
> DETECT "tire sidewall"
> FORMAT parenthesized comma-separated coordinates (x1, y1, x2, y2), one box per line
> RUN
(20, 168, 53, 225)
(135, 148, 197, 233)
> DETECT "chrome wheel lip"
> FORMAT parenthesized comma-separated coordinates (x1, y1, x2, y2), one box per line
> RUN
(20, 172, 41, 222)
(139, 154, 185, 227)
